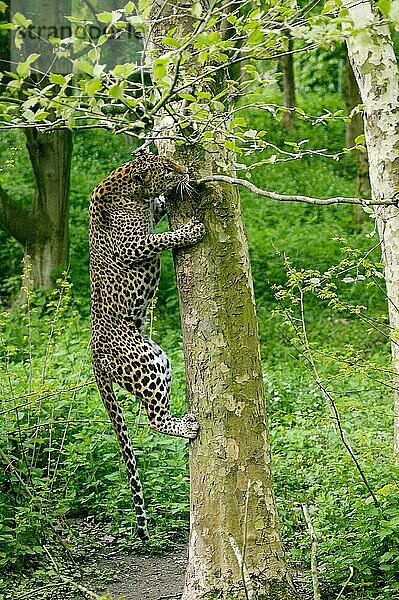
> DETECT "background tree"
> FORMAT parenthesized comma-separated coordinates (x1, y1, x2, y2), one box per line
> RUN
(344, 55, 370, 226)
(0, 128, 72, 290)
(0, 0, 72, 290)
(343, 0, 399, 458)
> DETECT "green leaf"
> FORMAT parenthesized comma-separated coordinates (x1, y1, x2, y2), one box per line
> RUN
(248, 27, 263, 46)
(191, 1, 202, 18)
(22, 108, 35, 122)
(67, 112, 75, 128)
(7, 79, 22, 91)
(34, 110, 49, 121)
(16, 53, 40, 78)
(232, 116, 246, 127)
(50, 73, 66, 85)
(112, 63, 136, 78)
(96, 11, 113, 24)
(179, 93, 196, 101)
(138, 0, 153, 17)
(355, 134, 365, 145)
(108, 83, 124, 99)
(85, 78, 102, 95)
(224, 140, 236, 151)
(321, 0, 337, 14)
(124, 1, 135, 13)
(0, 2, 8, 12)
(75, 59, 94, 76)
(199, 50, 208, 64)
(378, 0, 391, 16)
(98, 34, 110, 46)
(212, 100, 225, 112)
(162, 36, 181, 48)
(153, 57, 169, 80)
(88, 48, 100, 62)
(12, 12, 32, 28)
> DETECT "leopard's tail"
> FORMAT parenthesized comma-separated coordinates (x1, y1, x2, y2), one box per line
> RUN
(94, 370, 149, 540)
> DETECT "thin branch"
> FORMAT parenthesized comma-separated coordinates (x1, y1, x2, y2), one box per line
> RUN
(295, 288, 379, 507)
(82, 0, 99, 19)
(229, 534, 254, 600)
(17, 583, 64, 599)
(302, 504, 321, 600)
(336, 566, 354, 600)
(59, 576, 101, 600)
(198, 175, 396, 206)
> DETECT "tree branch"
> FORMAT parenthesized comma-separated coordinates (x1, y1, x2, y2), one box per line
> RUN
(198, 174, 396, 206)
(301, 504, 321, 600)
(0, 184, 38, 245)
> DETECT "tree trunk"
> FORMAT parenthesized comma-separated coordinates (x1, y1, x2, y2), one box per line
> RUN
(169, 156, 297, 599)
(345, 55, 370, 226)
(282, 34, 296, 130)
(0, 128, 72, 292)
(148, 1, 298, 597)
(343, 0, 399, 458)
(24, 128, 72, 288)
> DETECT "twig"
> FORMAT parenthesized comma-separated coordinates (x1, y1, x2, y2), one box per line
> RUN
(0, 380, 96, 416)
(229, 535, 254, 600)
(290, 288, 380, 507)
(241, 479, 252, 600)
(0, 447, 75, 561)
(301, 504, 321, 600)
(229, 481, 254, 600)
(17, 583, 64, 599)
(59, 576, 102, 599)
(197, 174, 397, 206)
(336, 566, 354, 600)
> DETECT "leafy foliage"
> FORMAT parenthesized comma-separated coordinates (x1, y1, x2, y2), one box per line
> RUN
(0, 0, 398, 593)
(0, 90, 398, 598)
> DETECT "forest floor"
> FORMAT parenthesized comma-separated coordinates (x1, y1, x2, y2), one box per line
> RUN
(67, 521, 312, 600)
(81, 545, 311, 600)
(66, 519, 187, 600)
(82, 545, 187, 600)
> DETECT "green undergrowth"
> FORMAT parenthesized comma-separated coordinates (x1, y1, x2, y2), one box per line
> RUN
(0, 93, 398, 599)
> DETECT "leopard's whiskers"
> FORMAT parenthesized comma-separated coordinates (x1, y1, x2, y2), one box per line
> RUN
(182, 180, 200, 199)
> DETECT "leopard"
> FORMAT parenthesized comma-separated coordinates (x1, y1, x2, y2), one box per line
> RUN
(89, 153, 205, 540)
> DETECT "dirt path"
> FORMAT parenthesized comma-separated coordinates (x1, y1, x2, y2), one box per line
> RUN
(83, 544, 187, 600)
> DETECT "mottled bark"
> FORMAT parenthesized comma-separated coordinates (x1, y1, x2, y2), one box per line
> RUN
(168, 157, 297, 599)
(343, 0, 399, 457)
(148, 1, 297, 597)
(3, 0, 73, 291)
(24, 128, 72, 288)
(345, 56, 370, 226)
(0, 128, 72, 291)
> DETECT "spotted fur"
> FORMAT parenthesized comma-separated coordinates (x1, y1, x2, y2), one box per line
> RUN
(89, 154, 205, 540)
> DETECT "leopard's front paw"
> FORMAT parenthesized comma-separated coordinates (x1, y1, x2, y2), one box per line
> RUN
(187, 218, 206, 244)
(180, 412, 200, 439)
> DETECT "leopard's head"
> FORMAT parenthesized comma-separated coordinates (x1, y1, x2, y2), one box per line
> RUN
(125, 154, 192, 199)
(91, 153, 197, 213)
